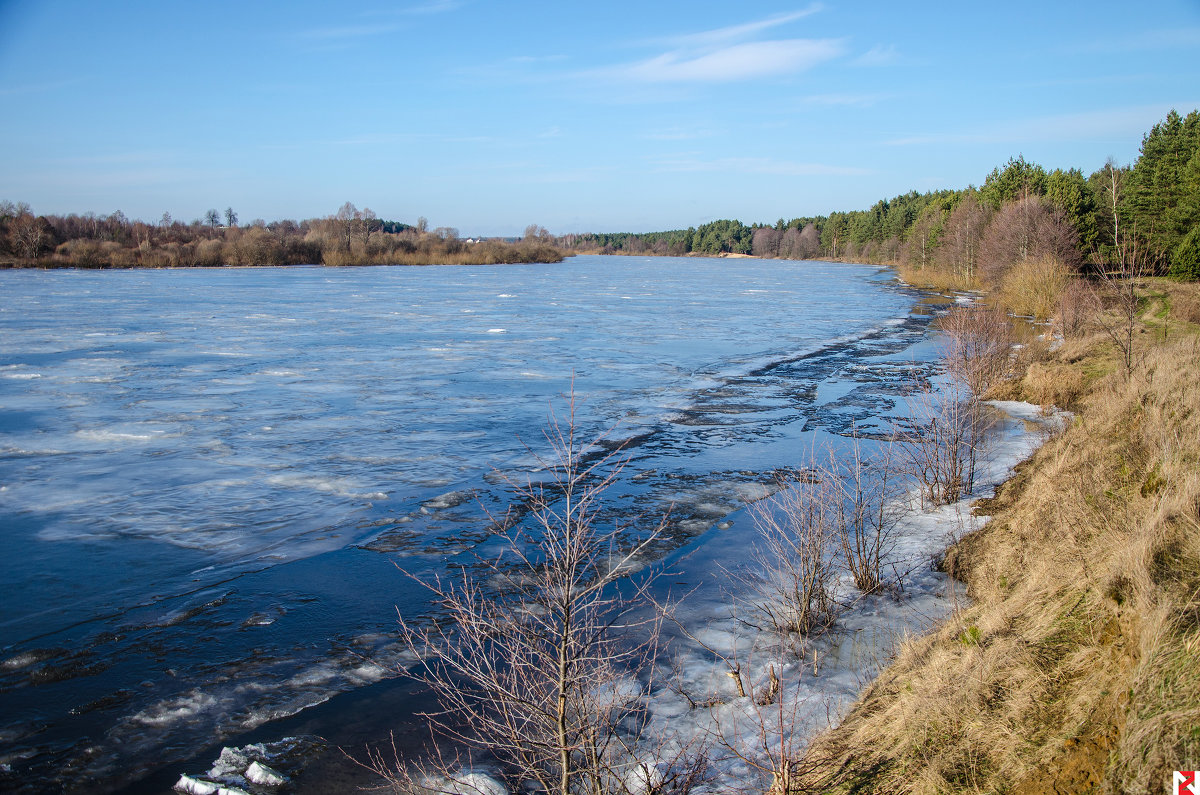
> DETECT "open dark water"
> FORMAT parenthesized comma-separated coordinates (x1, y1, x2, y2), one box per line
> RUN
(0, 256, 943, 792)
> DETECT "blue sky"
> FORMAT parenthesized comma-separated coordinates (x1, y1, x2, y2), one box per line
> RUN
(1, 1, 1197, 236)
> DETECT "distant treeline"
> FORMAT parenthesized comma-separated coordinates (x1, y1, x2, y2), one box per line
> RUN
(5, 111, 1196, 279)
(563, 109, 1200, 284)
(0, 201, 565, 268)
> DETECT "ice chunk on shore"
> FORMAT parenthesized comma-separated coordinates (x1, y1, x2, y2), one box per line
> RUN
(175, 776, 219, 795)
(245, 760, 287, 786)
(431, 772, 507, 795)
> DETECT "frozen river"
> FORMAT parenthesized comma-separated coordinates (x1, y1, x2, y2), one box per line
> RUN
(0, 255, 948, 791)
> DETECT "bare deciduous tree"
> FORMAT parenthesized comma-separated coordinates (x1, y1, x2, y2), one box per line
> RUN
(751, 227, 781, 258)
(369, 397, 706, 795)
(978, 196, 1081, 286)
(828, 439, 904, 596)
(1097, 239, 1147, 377)
(9, 211, 51, 262)
(335, 201, 360, 252)
(936, 191, 991, 282)
(744, 470, 840, 638)
(898, 378, 990, 508)
(796, 223, 820, 260)
(937, 304, 1014, 398)
(1093, 159, 1147, 377)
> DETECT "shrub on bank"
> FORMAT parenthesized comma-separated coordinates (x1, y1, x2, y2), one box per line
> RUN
(997, 254, 1072, 320)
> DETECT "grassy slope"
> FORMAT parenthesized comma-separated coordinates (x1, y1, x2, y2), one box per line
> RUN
(797, 282, 1200, 794)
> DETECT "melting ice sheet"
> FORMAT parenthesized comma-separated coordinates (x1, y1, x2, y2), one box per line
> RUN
(0, 257, 949, 792)
(629, 400, 1068, 793)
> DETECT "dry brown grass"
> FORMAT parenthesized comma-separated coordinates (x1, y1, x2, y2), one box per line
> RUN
(1056, 278, 1100, 339)
(997, 254, 1072, 321)
(1167, 280, 1200, 326)
(794, 284, 1200, 794)
(1018, 360, 1089, 408)
(895, 262, 981, 292)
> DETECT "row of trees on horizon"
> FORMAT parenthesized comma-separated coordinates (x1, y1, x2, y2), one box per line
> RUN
(1, 110, 1196, 278)
(0, 200, 563, 268)
(565, 109, 1200, 283)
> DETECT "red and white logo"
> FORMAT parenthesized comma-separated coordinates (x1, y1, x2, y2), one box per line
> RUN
(1176, 771, 1198, 795)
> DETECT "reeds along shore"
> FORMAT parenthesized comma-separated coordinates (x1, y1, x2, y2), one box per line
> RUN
(791, 279, 1200, 794)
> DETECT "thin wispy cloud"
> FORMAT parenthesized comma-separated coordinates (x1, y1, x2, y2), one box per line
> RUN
(601, 39, 846, 83)
(852, 44, 899, 66)
(294, 2, 460, 43)
(884, 104, 1195, 147)
(402, 0, 464, 15)
(1069, 26, 1200, 54)
(295, 23, 403, 41)
(507, 54, 568, 64)
(261, 132, 497, 150)
(522, 166, 613, 184)
(53, 150, 181, 166)
(0, 78, 84, 97)
(801, 92, 891, 107)
(652, 5, 824, 48)
(641, 127, 721, 141)
(591, 7, 843, 84)
(651, 155, 870, 177)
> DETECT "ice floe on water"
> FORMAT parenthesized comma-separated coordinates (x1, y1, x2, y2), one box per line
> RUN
(174, 737, 322, 795)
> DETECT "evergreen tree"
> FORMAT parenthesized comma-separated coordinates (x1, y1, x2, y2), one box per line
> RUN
(1125, 109, 1200, 271)
(980, 155, 1047, 208)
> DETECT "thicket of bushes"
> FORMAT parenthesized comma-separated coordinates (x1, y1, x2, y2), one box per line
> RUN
(0, 202, 565, 268)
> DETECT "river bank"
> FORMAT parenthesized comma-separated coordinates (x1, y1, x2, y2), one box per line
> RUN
(793, 280, 1200, 793)
(160, 278, 1074, 795)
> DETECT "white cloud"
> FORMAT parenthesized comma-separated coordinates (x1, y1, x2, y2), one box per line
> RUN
(607, 38, 846, 83)
(587, 7, 842, 85)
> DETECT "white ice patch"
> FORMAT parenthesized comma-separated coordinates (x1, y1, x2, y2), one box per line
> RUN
(424, 771, 508, 795)
(265, 473, 387, 501)
(422, 490, 474, 510)
(627, 400, 1065, 793)
(132, 691, 222, 728)
(175, 775, 220, 795)
(244, 761, 287, 786)
(75, 429, 162, 444)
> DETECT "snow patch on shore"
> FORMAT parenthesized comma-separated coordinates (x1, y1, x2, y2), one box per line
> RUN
(627, 400, 1067, 793)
